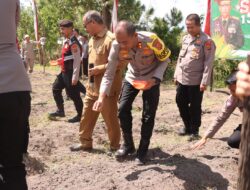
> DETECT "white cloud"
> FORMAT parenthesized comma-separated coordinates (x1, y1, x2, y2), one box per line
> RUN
(140, 0, 207, 20)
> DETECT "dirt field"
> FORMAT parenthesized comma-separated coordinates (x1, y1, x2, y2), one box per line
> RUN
(26, 67, 240, 190)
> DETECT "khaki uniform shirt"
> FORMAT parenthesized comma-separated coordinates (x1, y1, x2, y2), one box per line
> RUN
(87, 29, 123, 97)
(100, 31, 171, 95)
(174, 31, 216, 86)
(21, 41, 38, 58)
(205, 95, 243, 138)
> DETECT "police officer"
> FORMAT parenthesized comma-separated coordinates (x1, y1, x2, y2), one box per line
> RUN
(49, 19, 83, 123)
(0, 0, 31, 189)
(193, 70, 242, 149)
(212, 0, 244, 49)
(93, 21, 171, 164)
(21, 34, 40, 73)
(70, 11, 123, 152)
(174, 14, 216, 141)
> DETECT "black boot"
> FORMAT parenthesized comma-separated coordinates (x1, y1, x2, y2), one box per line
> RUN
(115, 133, 135, 158)
(68, 115, 81, 123)
(49, 104, 65, 118)
(178, 120, 191, 136)
(135, 139, 150, 165)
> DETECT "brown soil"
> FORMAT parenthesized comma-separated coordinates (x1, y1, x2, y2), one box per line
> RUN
(26, 68, 240, 190)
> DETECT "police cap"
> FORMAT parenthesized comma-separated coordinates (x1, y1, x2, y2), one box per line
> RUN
(225, 70, 238, 85)
(58, 19, 73, 28)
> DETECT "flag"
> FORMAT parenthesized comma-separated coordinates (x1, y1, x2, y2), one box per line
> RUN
(31, 0, 39, 41)
(111, 0, 119, 32)
(203, 0, 211, 36)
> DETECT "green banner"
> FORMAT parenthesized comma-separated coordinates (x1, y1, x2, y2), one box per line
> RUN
(211, 0, 250, 59)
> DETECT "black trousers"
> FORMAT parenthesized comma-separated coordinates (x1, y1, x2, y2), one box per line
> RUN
(53, 71, 83, 116)
(176, 83, 204, 134)
(0, 91, 31, 190)
(228, 124, 241, 149)
(118, 80, 160, 156)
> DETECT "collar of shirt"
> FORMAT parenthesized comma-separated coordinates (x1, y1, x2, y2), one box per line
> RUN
(188, 32, 201, 43)
(94, 28, 107, 39)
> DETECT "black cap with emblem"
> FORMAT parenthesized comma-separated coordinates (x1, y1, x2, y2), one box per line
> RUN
(225, 70, 238, 85)
(58, 19, 73, 28)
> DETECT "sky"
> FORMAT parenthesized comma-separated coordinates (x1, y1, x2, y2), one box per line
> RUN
(140, 0, 207, 20)
(20, 0, 208, 24)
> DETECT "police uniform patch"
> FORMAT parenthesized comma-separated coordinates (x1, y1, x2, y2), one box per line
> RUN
(152, 39, 163, 51)
(147, 34, 171, 61)
(71, 43, 78, 53)
(205, 40, 212, 50)
(142, 47, 153, 56)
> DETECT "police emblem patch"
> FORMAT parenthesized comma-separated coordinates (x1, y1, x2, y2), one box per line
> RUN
(205, 40, 212, 50)
(152, 39, 163, 51)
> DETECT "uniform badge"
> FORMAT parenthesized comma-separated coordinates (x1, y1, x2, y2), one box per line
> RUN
(137, 42, 142, 49)
(142, 47, 152, 56)
(191, 51, 199, 59)
(71, 44, 78, 53)
(195, 39, 202, 46)
(205, 40, 212, 50)
(152, 38, 163, 50)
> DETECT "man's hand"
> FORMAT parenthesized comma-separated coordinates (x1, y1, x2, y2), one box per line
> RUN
(89, 65, 104, 76)
(173, 79, 178, 85)
(200, 84, 207, 91)
(92, 93, 106, 112)
(191, 137, 208, 150)
(92, 100, 103, 112)
(72, 80, 77, 86)
(236, 62, 250, 96)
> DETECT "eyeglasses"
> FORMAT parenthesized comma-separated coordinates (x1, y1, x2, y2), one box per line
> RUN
(83, 20, 92, 28)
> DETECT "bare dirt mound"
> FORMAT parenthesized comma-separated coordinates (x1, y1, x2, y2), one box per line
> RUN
(26, 68, 240, 190)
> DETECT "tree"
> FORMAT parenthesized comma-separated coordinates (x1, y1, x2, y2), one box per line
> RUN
(17, 6, 34, 42)
(18, 0, 145, 58)
(151, 7, 184, 60)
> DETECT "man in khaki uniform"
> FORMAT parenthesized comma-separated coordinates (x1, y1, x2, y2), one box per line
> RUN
(174, 14, 216, 140)
(21, 34, 40, 73)
(70, 11, 123, 151)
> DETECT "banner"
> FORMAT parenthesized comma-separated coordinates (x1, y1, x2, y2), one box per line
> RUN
(211, 0, 250, 59)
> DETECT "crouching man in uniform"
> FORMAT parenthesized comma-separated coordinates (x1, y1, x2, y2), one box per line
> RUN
(93, 21, 171, 164)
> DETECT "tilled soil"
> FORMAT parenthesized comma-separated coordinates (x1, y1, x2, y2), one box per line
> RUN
(26, 68, 240, 190)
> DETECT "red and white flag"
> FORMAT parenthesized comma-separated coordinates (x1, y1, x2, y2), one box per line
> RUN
(203, 0, 211, 36)
(31, 0, 39, 41)
(111, 0, 119, 32)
